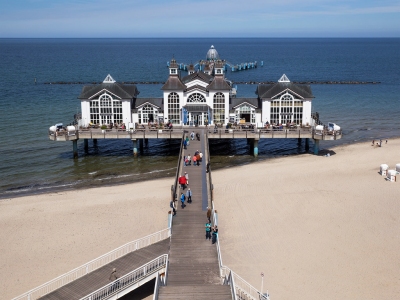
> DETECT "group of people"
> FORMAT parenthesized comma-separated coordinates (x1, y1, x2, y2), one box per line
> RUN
(205, 207, 218, 244)
(184, 150, 203, 167)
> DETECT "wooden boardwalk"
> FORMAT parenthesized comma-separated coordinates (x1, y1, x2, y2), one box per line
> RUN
(158, 130, 232, 300)
(39, 239, 169, 300)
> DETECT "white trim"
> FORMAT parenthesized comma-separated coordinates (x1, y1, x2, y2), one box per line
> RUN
(270, 88, 305, 100)
(103, 74, 116, 83)
(88, 89, 122, 100)
(232, 101, 258, 109)
(278, 74, 290, 82)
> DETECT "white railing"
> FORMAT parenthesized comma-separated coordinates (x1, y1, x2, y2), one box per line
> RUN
(212, 204, 268, 300)
(12, 228, 171, 300)
(80, 254, 168, 300)
(222, 266, 269, 300)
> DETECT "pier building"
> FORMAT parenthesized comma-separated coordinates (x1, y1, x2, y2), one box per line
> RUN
(49, 45, 341, 158)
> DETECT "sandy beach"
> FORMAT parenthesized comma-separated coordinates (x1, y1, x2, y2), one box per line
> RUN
(1, 139, 399, 300)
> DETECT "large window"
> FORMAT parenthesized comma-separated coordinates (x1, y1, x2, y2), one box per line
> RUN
(168, 92, 180, 124)
(269, 94, 303, 124)
(139, 104, 158, 124)
(89, 93, 122, 124)
(213, 92, 225, 124)
(187, 93, 206, 103)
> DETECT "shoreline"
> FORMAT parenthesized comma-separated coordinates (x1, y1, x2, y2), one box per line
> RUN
(3, 136, 399, 202)
(2, 138, 399, 299)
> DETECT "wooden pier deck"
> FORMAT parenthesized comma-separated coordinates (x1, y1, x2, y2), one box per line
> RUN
(38, 238, 169, 300)
(158, 130, 232, 300)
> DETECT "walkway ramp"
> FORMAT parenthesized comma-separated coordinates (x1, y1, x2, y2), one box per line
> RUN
(158, 130, 232, 300)
(38, 238, 169, 300)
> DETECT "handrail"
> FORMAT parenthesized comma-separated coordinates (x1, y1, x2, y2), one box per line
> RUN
(222, 266, 270, 300)
(80, 254, 168, 300)
(172, 132, 186, 201)
(12, 228, 171, 300)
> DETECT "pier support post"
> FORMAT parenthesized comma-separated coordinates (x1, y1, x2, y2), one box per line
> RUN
(297, 138, 301, 145)
(132, 139, 138, 157)
(139, 139, 143, 151)
(93, 139, 97, 146)
(305, 138, 309, 152)
(144, 138, 148, 147)
(253, 139, 259, 157)
(72, 140, 78, 159)
(313, 139, 320, 155)
(84, 139, 88, 153)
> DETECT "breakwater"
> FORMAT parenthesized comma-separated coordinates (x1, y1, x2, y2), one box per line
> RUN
(42, 81, 381, 85)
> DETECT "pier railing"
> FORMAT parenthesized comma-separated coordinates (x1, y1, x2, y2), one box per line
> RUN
(171, 132, 186, 201)
(205, 133, 268, 299)
(12, 228, 171, 300)
(79, 254, 168, 300)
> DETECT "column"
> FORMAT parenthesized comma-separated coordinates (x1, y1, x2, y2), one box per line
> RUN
(313, 139, 320, 155)
(84, 139, 88, 153)
(72, 140, 78, 159)
(253, 138, 259, 157)
(132, 139, 138, 157)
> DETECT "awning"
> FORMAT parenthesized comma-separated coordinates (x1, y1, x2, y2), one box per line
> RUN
(183, 105, 211, 112)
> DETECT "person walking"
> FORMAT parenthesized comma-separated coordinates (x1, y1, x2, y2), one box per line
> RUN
(179, 175, 186, 190)
(170, 200, 176, 216)
(183, 139, 187, 149)
(180, 192, 186, 208)
(193, 155, 197, 166)
(185, 171, 189, 185)
(196, 154, 200, 166)
(205, 220, 212, 240)
(186, 188, 192, 203)
(186, 135, 190, 146)
(212, 225, 218, 244)
(109, 268, 119, 291)
(199, 151, 203, 162)
(187, 154, 191, 165)
(190, 131, 195, 140)
(207, 207, 212, 223)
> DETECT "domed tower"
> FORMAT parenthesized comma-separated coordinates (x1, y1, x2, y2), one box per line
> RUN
(206, 45, 219, 61)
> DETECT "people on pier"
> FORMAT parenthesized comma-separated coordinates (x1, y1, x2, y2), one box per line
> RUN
(190, 131, 195, 140)
(186, 188, 192, 203)
(207, 207, 212, 223)
(196, 132, 200, 141)
(205, 220, 212, 240)
(199, 151, 203, 162)
(185, 172, 189, 185)
(170, 200, 176, 216)
(186, 154, 191, 166)
(193, 155, 197, 165)
(179, 175, 187, 190)
(212, 225, 218, 244)
(180, 192, 186, 208)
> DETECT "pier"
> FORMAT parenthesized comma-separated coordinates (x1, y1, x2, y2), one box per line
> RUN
(16, 132, 269, 300)
(49, 124, 342, 158)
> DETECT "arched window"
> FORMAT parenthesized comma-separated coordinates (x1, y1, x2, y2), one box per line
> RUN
(89, 93, 122, 125)
(280, 94, 293, 125)
(213, 92, 225, 125)
(270, 93, 302, 125)
(187, 93, 206, 103)
(168, 92, 180, 124)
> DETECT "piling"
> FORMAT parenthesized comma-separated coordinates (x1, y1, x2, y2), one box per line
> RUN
(72, 140, 78, 159)
(132, 139, 138, 157)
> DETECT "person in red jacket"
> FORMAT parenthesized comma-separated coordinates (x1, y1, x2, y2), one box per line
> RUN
(178, 175, 186, 190)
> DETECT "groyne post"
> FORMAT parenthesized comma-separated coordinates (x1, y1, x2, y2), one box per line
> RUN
(132, 139, 138, 157)
(313, 139, 320, 155)
(72, 140, 78, 159)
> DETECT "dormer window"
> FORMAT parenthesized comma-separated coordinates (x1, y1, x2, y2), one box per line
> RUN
(217, 69, 222, 74)
(171, 69, 177, 74)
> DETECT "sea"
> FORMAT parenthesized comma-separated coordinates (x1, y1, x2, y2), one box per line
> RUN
(1, 38, 399, 199)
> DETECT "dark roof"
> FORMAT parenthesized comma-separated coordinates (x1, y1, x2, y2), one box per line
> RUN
(181, 71, 213, 84)
(256, 82, 314, 99)
(183, 105, 210, 112)
(78, 82, 139, 100)
(230, 98, 260, 110)
(207, 77, 231, 91)
(161, 76, 186, 90)
(186, 85, 207, 93)
(134, 98, 163, 109)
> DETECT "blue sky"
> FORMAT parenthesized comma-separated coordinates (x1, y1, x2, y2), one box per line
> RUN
(0, 0, 399, 37)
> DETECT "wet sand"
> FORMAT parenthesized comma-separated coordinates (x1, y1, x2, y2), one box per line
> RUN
(2, 139, 399, 300)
